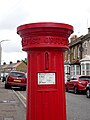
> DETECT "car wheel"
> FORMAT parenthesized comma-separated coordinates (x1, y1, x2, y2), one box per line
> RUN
(5, 83, 10, 89)
(21, 87, 26, 91)
(74, 87, 78, 94)
(86, 89, 90, 98)
(23, 87, 26, 91)
(65, 86, 68, 92)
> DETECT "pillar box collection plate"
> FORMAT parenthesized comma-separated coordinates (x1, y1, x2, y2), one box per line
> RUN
(17, 22, 73, 120)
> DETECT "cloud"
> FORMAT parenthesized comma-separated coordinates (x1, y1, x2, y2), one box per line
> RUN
(0, 0, 90, 63)
(0, 0, 29, 30)
(0, 29, 22, 53)
(2, 51, 27, 64)
(2, 40, 22, 53)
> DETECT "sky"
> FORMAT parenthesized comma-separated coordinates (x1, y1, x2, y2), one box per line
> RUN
(0, 0, 90, 64)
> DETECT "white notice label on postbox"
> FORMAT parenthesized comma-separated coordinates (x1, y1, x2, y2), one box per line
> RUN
(38, 73, 55, 85)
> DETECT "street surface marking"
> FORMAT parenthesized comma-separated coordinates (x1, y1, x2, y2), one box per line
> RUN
(13, 90, 26, 108)
(17, 91, 26, 101)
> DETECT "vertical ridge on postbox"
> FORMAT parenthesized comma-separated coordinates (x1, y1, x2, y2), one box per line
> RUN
(17, 22, 73, 120)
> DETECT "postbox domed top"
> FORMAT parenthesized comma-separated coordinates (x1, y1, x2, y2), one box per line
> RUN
(17, 22, 73, 33)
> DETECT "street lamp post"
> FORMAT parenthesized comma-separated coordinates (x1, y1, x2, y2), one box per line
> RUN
(0, 40, 10, 80)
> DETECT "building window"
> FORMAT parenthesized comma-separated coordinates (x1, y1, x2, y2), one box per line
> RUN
(81, 63, 90, 75)
(71, 65, 75, 76)
(82, 63, 85, 69)
(86, 63, 90, 75)
(82, 71, 85, 75)
(67, 66, 70, 74)
(81, 63, 85, 75)
(76, 65, 80, 75)
(73, 48, 75, 59)
(78, 46, 80, 58)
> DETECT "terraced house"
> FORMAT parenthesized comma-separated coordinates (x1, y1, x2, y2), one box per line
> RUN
(1, 60, 27, 77)
(64, 28, 90, 81)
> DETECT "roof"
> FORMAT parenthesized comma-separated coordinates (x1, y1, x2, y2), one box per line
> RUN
(1, 64, 8, 69)
(2, 61, 24, 69)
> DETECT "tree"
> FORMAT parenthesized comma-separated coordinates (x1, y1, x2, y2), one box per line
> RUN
(22, 58, 27, 65)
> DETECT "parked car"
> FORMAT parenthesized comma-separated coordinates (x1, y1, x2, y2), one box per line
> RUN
(5, 71, 27, 90)
(65, 75, 90, 94)
(86, 83, 90, 98)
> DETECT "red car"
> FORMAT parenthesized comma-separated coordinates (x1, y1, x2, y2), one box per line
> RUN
(65, 75, 90, 94)
(5, 71, 27, 90)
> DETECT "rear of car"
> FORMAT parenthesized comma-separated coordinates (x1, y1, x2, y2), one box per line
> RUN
(65, 75, 90, 94)
(5, 71, 27, 90)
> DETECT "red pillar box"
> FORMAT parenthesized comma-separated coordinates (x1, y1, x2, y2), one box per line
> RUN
(17, 22, 73, 120)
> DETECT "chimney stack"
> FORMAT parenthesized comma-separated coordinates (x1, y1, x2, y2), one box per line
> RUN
(10, 61, 12, 64)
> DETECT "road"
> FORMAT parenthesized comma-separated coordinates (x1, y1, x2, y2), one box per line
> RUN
(0, 81, 90, 120)
(66, 92, 90, 120)
(19, 89, 90, 120)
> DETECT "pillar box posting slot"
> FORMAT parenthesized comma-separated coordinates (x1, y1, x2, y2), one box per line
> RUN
(17, 22, 73, 120)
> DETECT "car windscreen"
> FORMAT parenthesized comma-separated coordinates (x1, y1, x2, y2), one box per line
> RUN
(10, 72, 26, 78)
(79, 76, 90, 80)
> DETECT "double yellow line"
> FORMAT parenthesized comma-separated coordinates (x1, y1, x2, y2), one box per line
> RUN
(13, 90, 26, 108)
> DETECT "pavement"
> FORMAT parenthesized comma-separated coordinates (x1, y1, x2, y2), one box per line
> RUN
(0, 81, 26, 120)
